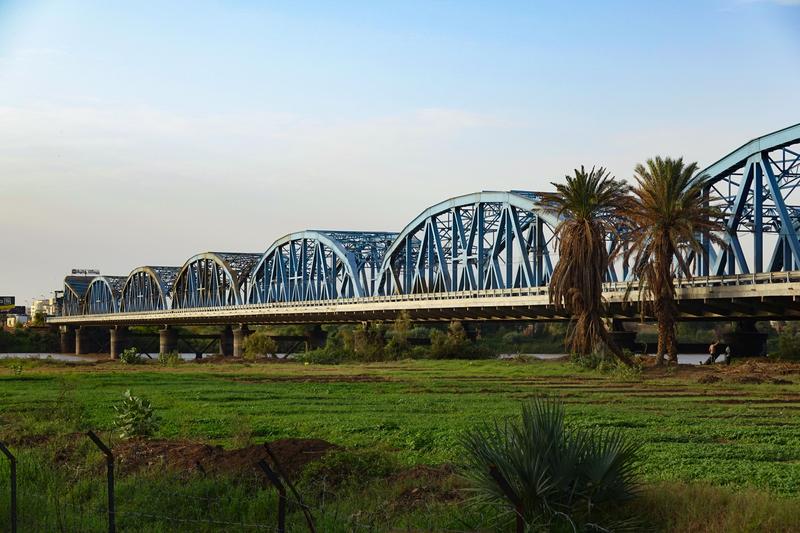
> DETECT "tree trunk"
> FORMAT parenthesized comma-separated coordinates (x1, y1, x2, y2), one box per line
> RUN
(655, 317, 667, 366)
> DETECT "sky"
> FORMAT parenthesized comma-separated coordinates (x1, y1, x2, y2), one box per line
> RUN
(1, 0, 799, 307)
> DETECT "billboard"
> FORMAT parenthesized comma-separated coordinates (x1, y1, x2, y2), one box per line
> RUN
(0, 296, 15, 312)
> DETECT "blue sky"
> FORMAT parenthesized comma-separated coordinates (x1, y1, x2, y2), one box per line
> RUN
(1, 0, 799, 304)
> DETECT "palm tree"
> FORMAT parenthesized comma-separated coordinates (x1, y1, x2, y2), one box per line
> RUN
(625, 157, 723, 365)
(540, 166, 633, 366)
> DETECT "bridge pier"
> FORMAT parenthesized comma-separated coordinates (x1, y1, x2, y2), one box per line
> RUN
(60, 325, 75, 354)
(722, 320, 768, 357)
(220, 326, 234, 356)
(109, 326, 128, 360)
(608, 320, 637, 352)
(233, 325, 250, 358)
(75, 326, 90, 355)
(159, 326, 178, 355)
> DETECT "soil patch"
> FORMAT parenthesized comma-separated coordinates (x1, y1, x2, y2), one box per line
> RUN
(114, 437, 337, 479)
(698, 374, 722, 384)
(388, 464, 463, 510)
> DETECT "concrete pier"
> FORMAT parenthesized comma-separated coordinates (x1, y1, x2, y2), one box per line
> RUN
(233, 325, 249, 358)
(109, 326, 128, 359)
(60, 325, 75, 354)
(220, 326, 233, 356)
(159, 326, 178, 355)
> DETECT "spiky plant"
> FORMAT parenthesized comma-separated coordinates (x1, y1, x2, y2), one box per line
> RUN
(461, 397, 640, 529)
(539, 166, 633, 366)
(625, 157, 723, 365)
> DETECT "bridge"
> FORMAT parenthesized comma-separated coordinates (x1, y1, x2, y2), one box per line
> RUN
(49, 123, 800, 357)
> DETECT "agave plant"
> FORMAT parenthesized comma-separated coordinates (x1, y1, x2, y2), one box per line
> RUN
(461, 397, 640, 529)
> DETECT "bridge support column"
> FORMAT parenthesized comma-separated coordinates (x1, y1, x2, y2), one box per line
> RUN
(308, 325, 326, 350)
(75, 326, 90, 355)
(159, 326, 178, 355)
(608, 319, 637, 352)
(60, 326, 75, 354)
(233, 325, 250, 358)
(220, 326, 233, 356)
(722, 320, 767, 357)
(109, 326, 128, 360)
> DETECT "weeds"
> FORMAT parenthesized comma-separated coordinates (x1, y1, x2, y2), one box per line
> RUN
(113, 389, 158, 439)
(119, 347, 143, 365)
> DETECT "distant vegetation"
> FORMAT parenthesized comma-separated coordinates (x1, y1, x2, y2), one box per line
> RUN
(0, 327, 57, 352)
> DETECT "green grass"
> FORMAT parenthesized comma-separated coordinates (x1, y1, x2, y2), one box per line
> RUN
(1, 357, 799, 531)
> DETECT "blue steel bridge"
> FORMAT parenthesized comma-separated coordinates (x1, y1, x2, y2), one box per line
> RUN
(49, 123, 800, 357)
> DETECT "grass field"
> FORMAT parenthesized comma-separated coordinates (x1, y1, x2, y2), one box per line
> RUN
(1, 356, 800, 531)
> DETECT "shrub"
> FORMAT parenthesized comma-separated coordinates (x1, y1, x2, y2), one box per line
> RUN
(461, 397, 640, 529)
(243, 331, 278, 359)
(119, 347, 143, 365)
(430, 320, 493, 359)
(113, 389, 158, 439)
(385, 310, 412, 357)
(502, 331, 526, 347)
(296, 349, 345, 364)
(158, 350, 181, 367)
(774, 330, 800, 361)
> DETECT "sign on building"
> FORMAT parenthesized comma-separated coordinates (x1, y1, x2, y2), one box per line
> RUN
(71, 269, 100, 276)
(0, 296, 15, 312)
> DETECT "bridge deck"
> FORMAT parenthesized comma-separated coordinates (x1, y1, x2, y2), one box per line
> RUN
(48, 271, 800, 326)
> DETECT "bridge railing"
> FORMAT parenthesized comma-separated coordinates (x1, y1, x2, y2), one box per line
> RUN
(47, 270, 800, 321)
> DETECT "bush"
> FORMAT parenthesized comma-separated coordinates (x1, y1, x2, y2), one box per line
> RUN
(158, 350, 181, 367)
(119, 347, 143, 365)
(430, 321, 493, 359)
(774, 330, 800, 361)
(502, 331, 526, 347)
(385, 310, 412, 357)
(243, 331, 278, 359)
(113, 389, 158, 439)
(296, 349, 345, 365)
(461, 397, 640, 529)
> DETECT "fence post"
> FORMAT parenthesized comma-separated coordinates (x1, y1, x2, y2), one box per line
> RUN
(489, 464, 524, 533)
(263, 442, 316, 533)
(0, 442, 17, 533)
(256, 460, 286, 533)
(87, 431, 115, 533)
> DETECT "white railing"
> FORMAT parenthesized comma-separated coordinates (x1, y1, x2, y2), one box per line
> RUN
(47, 270, 800, 322)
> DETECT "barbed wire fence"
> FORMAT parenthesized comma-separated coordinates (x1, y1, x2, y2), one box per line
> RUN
(0, 435, 504, 532)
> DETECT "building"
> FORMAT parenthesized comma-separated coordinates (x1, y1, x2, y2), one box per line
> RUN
(6, 314, 28, 328)
(30, 297, 58, 318)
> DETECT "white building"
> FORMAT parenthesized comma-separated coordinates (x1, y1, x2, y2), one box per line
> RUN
(30, 297, 58, 318)
(6, 314, 28, 328)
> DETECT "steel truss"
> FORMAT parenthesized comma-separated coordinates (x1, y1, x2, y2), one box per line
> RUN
(698, 124, 800, 276)
(171, 253, 261, 308)
(59, 123, 800, 315)
(63, 276, 93, 316)
(84, 276, 126, 314)
(121, 266, 179, 312)
(247, 230, 398, 303)
(374, 191, 559, 295)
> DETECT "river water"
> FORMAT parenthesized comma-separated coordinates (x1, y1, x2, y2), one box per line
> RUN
(2, 352, 711, 365)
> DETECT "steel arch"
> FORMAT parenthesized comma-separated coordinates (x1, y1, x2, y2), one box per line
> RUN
(63, 276, 93, 316)
(121, 266, 179, 312)
(374, 191, 561, 296)
(697, 123, 800, 276)
(247, 230, 398, 303)
(171, 252, 261, 309)
(84, 276, 126, 314)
